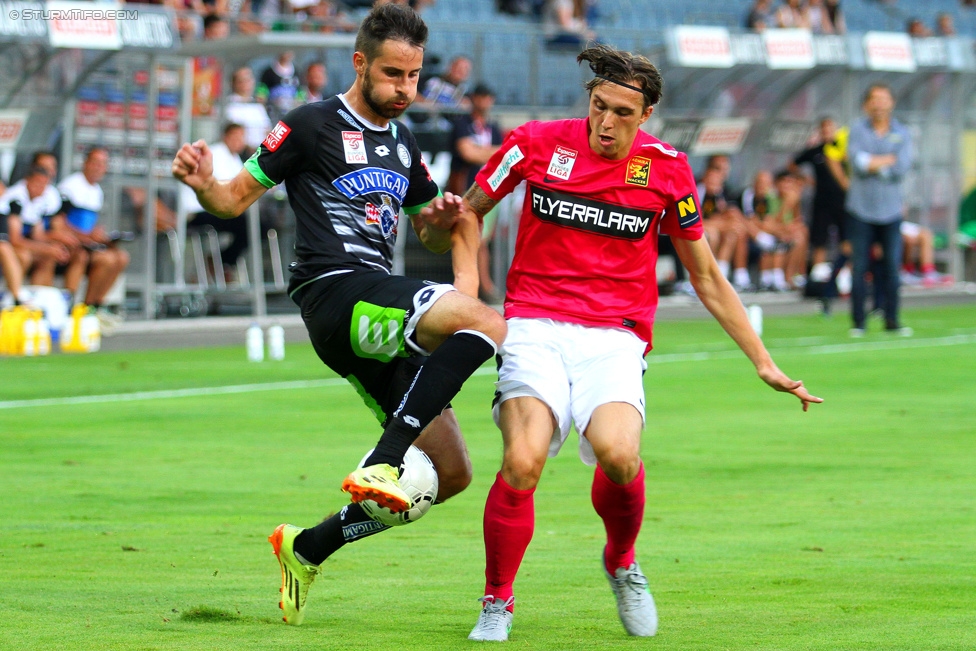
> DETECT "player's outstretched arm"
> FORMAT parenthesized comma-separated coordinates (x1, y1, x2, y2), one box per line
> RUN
(674, 236, 823, 411)
(412, 192, 464, 254)
(172, 140, 268, 218)
(450, 210, 481, 297)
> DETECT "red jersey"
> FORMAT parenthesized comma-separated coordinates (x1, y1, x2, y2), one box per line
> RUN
(475, 118, 704, 353)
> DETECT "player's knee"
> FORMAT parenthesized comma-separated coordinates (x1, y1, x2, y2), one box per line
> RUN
(501, 451, 545, 489)
(435, 461, 472, 502)
(458, 300, 506, 348)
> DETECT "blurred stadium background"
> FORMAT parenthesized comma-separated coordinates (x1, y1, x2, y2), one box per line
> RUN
(1, 0, 976, 327)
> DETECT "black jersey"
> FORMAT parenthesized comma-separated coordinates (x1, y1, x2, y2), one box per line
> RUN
(243, 94, 439, 295)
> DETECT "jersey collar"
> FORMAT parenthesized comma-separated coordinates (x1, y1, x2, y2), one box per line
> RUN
(337, 93, 390, 133)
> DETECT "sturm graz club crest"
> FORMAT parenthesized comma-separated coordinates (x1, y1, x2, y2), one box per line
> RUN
(365, 194, 399, 238)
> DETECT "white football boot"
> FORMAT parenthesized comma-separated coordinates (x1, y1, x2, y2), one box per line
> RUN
(468, 595, 515, 641)
(603, 552, 658, 637)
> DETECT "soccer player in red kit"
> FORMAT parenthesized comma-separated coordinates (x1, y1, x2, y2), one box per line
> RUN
(455, 44, 823, 641)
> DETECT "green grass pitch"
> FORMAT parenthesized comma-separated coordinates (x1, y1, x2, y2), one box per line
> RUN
(1, 305, 975, 650)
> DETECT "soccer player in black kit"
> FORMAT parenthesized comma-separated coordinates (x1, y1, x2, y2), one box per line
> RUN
(172, 4, 505, 625)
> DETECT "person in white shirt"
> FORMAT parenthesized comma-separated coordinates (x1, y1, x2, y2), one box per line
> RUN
(0, 164, 69, 287)
(55, 147, 130, 323)
(181, 123, 249, 281)
(224, 68, 272, 154)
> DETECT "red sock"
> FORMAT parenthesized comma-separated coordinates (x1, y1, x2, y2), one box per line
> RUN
(903, 263, 917, 273)
(483, 472, 535, 604)
(921, 263, 936, 274)
(592, 462, 646, 574)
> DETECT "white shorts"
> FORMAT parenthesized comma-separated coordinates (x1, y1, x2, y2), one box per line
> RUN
(492, 317, 648, 465)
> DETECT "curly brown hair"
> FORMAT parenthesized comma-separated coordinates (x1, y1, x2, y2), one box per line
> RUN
(578, 44, 663, 110)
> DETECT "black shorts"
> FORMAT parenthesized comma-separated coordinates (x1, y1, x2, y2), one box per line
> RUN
(810, 203, 848, 248)
(294, 269, 455, 426)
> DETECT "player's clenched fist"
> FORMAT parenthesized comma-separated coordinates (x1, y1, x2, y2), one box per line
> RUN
(172, 140, 214, 191)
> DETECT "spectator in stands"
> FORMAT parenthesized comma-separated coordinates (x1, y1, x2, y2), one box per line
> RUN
(698, 166, 740, 283)
(225, 67, 272, 154)
(745, 0, 774, 31)
(759, 171, 809, 291)
(825, 0, 845, 34)
(27, 153, 90, 290)
(807, 0, 835, 33)
(907, 18, 932, 38)
(181, 123, 249, 282)
(1, 221, 25, 306)
(409, 0, 435, 13)
(258, 51, 301, 124)
(936, 13, 956, 36)
(448, 83, 504, 301)
(846, 83, 914, 336)
(55, 147, 130, 329)
(421, 55, 472, 109)
(774, 0, 810, 29)
(543, 0, 595, 47)
(899, 221, 949, 286)
(297, 62, 329, 103)
(0, 165, 69, 288)
(203, 14, 230, 40)
(790, 117, 847, 285)
(738, 169, 782, 291)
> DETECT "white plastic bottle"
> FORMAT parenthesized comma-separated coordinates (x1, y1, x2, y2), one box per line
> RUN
(23, 314, 37, 356)
(80, 311, 101, 352)
(267, 324, 285, 361)
(37, 318, 51, 355)
(246, 323, 264, 362)
(747, 304, 763, 337)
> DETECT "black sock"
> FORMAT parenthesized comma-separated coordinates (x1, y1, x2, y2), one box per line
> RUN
(292, 504, 388, 565)
(364, 331, 496, 467)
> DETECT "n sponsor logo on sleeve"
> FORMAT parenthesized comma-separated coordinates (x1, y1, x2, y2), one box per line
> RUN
(342, 131, 368, 165)
(546, 146, 577, 181)
(675, 193, 701, 228)
(487, 145, 524, 192)
(263, 121, 291, 152)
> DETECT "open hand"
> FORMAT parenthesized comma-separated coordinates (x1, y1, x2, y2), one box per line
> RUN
(758, 364, 823, 412)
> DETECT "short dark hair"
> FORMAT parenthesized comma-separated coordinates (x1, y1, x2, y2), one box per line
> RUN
(203, 14, 225, 32)
(578, 43, 663, 110)
(863, 82, 892, 104)
(222, 122, 245, 136)
(355, 3, 428, 63)
(85, 146, 108, 161)
(30, 151, 57, 167)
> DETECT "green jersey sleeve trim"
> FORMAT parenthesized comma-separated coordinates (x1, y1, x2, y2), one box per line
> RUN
(402, 189, 442, 215)
(244, 149, 276, 189)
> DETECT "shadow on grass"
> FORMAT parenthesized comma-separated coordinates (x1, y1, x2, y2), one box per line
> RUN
(176, 606, 280, 626)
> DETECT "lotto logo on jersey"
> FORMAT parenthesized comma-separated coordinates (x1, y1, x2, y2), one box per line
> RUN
(342, 131, 368, 165)
(625, 156, 651, 187)
(675, 193, 701, 229)
(546, 146, 577, 181)
(263, 121, 291, 152)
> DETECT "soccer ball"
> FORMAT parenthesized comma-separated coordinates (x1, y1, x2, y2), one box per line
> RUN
(357, 445, 439, 527)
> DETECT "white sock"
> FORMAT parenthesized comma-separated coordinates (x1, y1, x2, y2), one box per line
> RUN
(733, 268, 751, 287)
(761, 269, 774, 286)
(773, 268, 787, 289)
(717, 260, 730, 279)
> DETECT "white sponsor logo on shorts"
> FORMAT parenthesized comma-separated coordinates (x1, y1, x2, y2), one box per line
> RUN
(487, 145, 524, 191)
